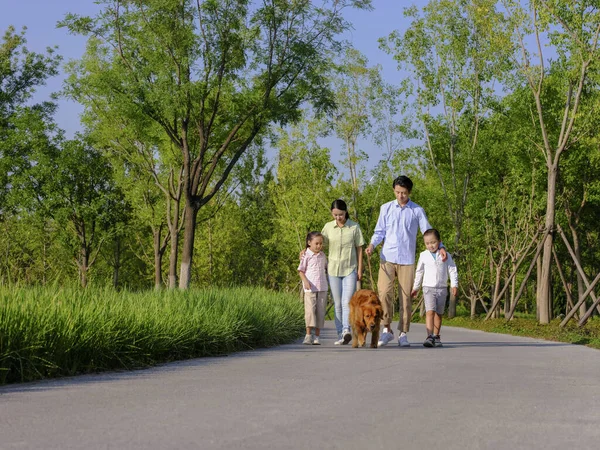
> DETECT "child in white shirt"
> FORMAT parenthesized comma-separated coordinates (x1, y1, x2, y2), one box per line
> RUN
(411, 229, 458, 347)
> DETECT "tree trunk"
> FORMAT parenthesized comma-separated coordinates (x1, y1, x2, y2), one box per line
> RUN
(492, 265, 502, 318)
(79, 247, 89, 288)
(538, 164, 557, 324)
(489, 252, 495, 316)
(112, 238, 121, 289)
(536, 252, 542, 321)
(570, 228, 587, 318)
(448, 289, 456, 318)
(507, 261, 517, 318)
(208, 218, 214, 285)
(153, 229, 164, 290)
(169, 226, 179, 289)
(179, 203, 197, 289)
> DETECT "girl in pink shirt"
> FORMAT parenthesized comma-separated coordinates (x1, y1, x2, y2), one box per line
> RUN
(298, 232, 328, 345)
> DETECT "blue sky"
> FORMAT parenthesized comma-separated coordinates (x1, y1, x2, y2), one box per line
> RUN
(2, 0, 424, 168)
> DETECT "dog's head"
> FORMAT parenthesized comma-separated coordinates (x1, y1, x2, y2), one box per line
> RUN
(362, 303, 382, 332)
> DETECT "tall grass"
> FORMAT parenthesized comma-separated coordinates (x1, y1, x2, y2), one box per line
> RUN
(0, 285, 304, 384)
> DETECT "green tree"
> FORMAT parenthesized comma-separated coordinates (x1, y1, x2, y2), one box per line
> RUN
(1, 26, 61, 210)
(34, 137, 127, 287)
(0, 27, 64, 284)
(61, 0, 372, 288)
(380, 0, 511, 255)
(330, 48, 384, 219)
(269, 117, 339, 291)
(501, 0, 600, 323)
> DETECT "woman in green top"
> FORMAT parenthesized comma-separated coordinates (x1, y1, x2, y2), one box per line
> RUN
(321, 199, 365, 345)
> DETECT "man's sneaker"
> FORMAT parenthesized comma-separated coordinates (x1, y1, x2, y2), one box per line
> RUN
(423, 335, 435, 347)
(398, 333, 411, 347)
(312, 336, 321, 345)
(377, 328, 394, 347)
(434, 335, 443, 347)
(303, 334, 313, 345)
(342, 330, 352, 345)
(334, 337, 344, 345)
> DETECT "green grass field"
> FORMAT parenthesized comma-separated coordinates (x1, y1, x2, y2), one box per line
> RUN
(410, 311, 600, 349)
(3, 286, 598, 385)
(0, 285, 304, 384)
(327, 300, 600, 349)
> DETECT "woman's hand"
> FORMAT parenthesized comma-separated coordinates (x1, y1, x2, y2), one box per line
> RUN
(299, 248, 306, 261)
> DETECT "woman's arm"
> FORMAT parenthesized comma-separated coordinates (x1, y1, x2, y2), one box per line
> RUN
(356, 245, 363, 281)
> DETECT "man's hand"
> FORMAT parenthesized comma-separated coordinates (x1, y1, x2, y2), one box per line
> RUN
(366, 244, 374, 256)
(451, 287, 458, 297)
(411, 289, 419, 298)
(440, 247, 448, 262)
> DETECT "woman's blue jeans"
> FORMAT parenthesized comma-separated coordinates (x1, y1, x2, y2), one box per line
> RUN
(328, 270, 357, 337)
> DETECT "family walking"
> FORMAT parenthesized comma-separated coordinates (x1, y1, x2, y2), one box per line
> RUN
(298, 176, 458, 347)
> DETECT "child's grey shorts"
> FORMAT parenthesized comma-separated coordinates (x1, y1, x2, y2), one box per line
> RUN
(423, 287, 448, 314)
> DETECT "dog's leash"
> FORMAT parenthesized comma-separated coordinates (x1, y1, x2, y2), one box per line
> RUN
(366, 250, 375, 291)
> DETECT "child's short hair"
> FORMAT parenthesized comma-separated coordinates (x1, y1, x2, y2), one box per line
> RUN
(424, 228, 441, 241)
(305, 231, 323, 248)
(392, 175, 413, 191)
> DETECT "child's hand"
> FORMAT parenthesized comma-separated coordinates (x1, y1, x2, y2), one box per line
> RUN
(411, 289, 419, 298)
(303, 282, 311, 291)
(440, 247, 448, 262)
(451, 287, 458, 297)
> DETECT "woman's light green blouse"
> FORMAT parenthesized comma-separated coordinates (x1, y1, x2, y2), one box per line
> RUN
(321, 219, 365, 277)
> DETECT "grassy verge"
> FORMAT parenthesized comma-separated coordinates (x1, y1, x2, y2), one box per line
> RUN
(0, 285, 304, 384)
(411, 313, 600, 349)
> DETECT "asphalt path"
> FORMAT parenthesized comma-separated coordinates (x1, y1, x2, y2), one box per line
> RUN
(1, 322, 599, 450)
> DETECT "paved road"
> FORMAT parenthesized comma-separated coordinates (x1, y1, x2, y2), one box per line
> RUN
(1, 322, 599, 450)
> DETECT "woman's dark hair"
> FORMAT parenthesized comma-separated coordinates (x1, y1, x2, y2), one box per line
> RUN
(306, 231, 323, 248)
(423, 228, 441, 241)
(392, 175, 413, 192)
(330, 199, 350, 219)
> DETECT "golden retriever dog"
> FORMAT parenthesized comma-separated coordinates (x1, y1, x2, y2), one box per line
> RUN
(349, 289, 383, 348)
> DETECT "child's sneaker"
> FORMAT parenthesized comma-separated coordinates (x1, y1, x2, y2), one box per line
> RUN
(312, 336, 321, 345)
(377, 328, 394, 347)
(334, 338, 344, 345)
(423, 335, 435, 347)
(303, 334, 313, 345)
(434, 335, 443, 347)
(398, 332, 410, 347)
(342, 329, 352, 345)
